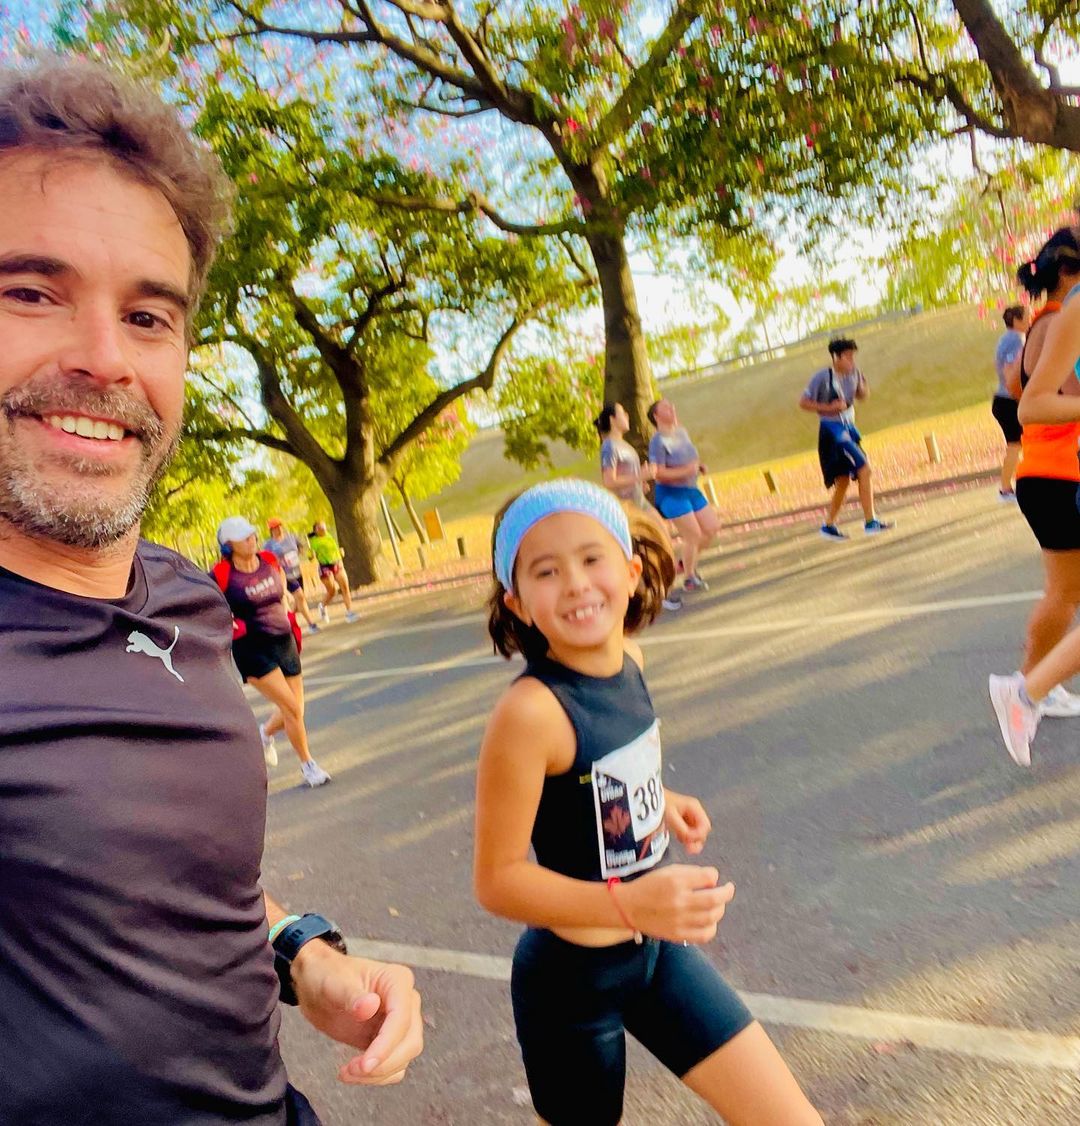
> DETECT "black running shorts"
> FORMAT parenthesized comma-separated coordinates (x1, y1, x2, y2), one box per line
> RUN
(992, 396, 1023, 444)
(232, 631, 302, 682)
(511, 928, 752, 1126)
(1015, 476, 1080, 551)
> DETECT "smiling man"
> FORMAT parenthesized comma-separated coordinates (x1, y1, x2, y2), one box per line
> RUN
(0, 59, 421, 1124)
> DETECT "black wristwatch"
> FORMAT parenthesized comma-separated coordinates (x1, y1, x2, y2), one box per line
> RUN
(272, 913, 348, 1006)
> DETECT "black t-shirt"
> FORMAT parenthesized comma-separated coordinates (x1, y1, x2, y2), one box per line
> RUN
(0, 541, 287, 1124)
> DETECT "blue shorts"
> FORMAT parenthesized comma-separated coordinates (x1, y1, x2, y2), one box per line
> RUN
(653, 483, 708, 519)
(818, 421, 867, 488)
(285, 1085, 322, 1124)
(286, 576, 303, 594)
(511, 928, 753, 1126)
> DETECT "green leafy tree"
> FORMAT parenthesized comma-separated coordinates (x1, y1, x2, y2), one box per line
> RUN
(96, 0, 932, 454)
(93, 57, 580, 583)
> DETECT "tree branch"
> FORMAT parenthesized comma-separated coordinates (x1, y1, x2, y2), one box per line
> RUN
(379, 312, 525, 466)
(365, 188, 585, 236)
(591, 0, 703, 152)
(194, 426, 295, 455)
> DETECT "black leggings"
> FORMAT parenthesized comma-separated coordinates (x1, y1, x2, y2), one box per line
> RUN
(511, 928, 752, 1126)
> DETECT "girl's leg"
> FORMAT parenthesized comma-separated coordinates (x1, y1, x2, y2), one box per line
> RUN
(692, 505, 721, 555)
(683, 1022, 822, 1126)
(263, 707, 285, 739)
(670, 513, 702, 579)
(320, 575, 336, 607)
(293, 586, 316, 629)
(825, 476, 849, 525)
(1021, 549, 1080, 673)
(1025, 621, 1080, 701)
(248, 667, 312, 764)
(336, 568, 355, 612)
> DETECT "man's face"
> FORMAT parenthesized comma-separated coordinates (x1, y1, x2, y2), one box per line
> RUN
(0, 152, 191, 550)
(832, 349, 857, 375)
(1017, 310, 1031, 333)
(269, 524, 283, 539)
(653, 399, 676, 427)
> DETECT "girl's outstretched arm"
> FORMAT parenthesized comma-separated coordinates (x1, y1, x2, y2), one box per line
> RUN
(1019, 301, 1080, 423)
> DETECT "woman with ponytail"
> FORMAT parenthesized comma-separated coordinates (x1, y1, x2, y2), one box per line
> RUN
(988, 226, 1080, 764)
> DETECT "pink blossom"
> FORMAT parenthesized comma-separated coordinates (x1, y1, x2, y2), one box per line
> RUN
(598, 17, 616, 38)
(566, 117, 581, 134)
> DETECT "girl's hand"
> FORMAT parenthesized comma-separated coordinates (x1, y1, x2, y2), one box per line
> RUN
(620, 865, 735, 945)
(665, 790, 710, 854)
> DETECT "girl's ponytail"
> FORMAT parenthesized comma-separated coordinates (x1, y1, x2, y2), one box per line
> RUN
(623, 507, 677, 634)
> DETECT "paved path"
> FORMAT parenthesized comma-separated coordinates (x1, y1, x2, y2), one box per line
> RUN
(258, 487, 1080, 1125)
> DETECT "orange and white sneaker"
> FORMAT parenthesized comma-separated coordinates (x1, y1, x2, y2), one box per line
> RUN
(988, 673, 1039, 767)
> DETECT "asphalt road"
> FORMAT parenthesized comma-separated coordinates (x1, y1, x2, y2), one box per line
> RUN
(256, 486, 1080, 1125)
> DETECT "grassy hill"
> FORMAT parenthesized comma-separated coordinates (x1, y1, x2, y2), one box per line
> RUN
(430, 305, 1001, 521)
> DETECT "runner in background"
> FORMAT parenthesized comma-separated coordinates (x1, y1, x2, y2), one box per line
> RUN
(595, 401, 682, 612)
(264, 517, 319, 633)
(990, 226, 1080, 763)
(991, 305, 1030, 502)
(646, 398, 721, 593)
(474, 480, 822, 1126)
(215, 517, 331, 787)
(799, 338, 891, 541)
(309, 520, 359, 624)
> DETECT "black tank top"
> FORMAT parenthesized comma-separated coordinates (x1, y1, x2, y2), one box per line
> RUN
(522, 654, 669, 882)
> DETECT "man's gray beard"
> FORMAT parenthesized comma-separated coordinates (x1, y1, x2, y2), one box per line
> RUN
(0, 377, 177, 551)
(0, 437, 178, 549)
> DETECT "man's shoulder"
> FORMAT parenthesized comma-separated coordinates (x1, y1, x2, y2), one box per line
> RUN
(137, 540, 220, 596)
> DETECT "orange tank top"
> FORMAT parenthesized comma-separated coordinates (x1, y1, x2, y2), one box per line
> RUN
(1017, 301, 1080, 482)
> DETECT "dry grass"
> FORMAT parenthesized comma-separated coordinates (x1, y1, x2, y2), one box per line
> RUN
(429, 305, 1000, 523)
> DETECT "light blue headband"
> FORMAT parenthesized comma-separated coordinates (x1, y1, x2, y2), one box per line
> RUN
(494, 479, 633, 591)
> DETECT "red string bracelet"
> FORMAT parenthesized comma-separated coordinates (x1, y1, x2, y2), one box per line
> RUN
(606, 877, 643, 944)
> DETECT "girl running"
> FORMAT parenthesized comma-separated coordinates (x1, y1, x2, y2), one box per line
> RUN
(473, 479, 821, 1125)
(214, 516, 331, 788)
(595, 401, 682, 612)
(646, 398, 720, 592)
(991, 226, 1080, 763)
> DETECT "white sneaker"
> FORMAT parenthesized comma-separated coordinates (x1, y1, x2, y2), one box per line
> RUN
(662, 597, 682, 612)
(1039, 684, 1080, 718)
(301, 760, 332, 787)
(259, 723, 278, 768)
(319, 604, 330, 623)
(988, 673, 1039, 767)
(345, 611, 359, 623)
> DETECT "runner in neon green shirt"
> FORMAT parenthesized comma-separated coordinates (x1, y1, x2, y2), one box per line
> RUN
(308, 521, 358, 623)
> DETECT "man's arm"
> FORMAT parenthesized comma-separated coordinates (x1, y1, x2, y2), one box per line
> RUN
(264, 891, 423, 1086)
(854, 371, 869, 401)
(799, 394, 848, 416)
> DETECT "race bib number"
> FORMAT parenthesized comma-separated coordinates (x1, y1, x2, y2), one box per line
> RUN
(591, 720, 668, 879)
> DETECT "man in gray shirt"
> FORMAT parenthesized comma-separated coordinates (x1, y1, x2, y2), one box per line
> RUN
(0, 59, 421, 1124)
(799, 337, 892, 541)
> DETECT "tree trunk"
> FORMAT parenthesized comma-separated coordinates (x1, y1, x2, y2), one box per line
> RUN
(585, 226, 657, 457)
(322, 477, 386, 587)
(396, 482, 428, 544)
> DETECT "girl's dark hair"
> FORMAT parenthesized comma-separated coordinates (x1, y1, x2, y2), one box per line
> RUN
(1002, 305, 1026, 328)
(487, 496, 677, 661)
(593, 402, 618, 437)
(1016, 226, 1080, 297)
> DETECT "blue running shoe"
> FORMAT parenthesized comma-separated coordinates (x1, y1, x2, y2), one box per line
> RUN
(819, 524, 847, 541)
(864, 519, 893, 535)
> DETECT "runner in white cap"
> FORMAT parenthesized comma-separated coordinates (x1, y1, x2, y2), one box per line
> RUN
(214, 516, 330, 788)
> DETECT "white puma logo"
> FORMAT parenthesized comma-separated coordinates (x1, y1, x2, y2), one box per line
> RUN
(125, 626, 184, 683)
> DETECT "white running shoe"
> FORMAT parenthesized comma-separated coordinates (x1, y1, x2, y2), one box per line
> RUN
(1039, 684, 1080, 718)
(319, 604, 330, 623)
(662, 596, 682, 612)
(259, 723, 278, 768)
(301, 760, 332, 787)
(988, 673, 1039, 767)
(345, 611, 359, 623)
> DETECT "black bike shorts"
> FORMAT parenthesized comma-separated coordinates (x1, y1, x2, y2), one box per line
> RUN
(511, 928, 752, 1126)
